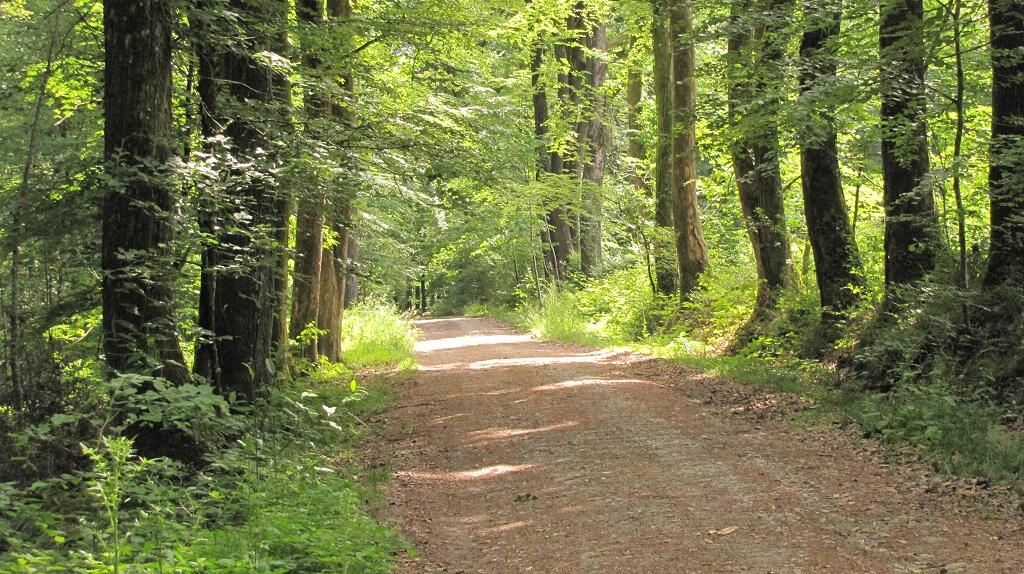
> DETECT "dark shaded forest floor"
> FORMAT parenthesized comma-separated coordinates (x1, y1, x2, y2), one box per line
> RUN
(365, 317, 1024, 573)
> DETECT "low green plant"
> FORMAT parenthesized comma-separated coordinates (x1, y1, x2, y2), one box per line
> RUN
(0, 310, 414, 574)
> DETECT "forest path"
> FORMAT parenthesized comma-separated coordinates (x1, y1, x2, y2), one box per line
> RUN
(370, 317, 1024, 573)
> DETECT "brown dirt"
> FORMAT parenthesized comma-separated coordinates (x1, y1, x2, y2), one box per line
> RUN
(367, 317, 1024, 573)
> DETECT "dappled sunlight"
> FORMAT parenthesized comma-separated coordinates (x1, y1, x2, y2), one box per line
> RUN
(429, 413, 467, 426)
(397, 464, 537, 482)
(415, 334, 533, 353)
(468, 421, 579, 441)
(465, 351, 621, 370)
(532, 377, 652, 392)
(415, 317, 472, 326)
(481, 521, 530, 535)
(419, 350, 624, 373)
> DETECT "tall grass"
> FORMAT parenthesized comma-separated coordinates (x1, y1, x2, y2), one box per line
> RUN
(341, 299, 419, 369)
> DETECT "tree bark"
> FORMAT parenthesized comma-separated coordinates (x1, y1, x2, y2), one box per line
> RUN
(626, 43, 648, 194)
(214, 0, 290, 401)
(985, 0, 1024, 286)
(798, 0, 863, 318)
(270, 17, 294, 360)
(290, 0, 328, 360)
(317, 229, 345, 361)
(102, 0, 189, 386)
(528, 30, 562, 283)
(879, 0, 938, 287)
(103, 0, 197, 459)
(580, 22, 609, 277)
(343, 227, 359, 308)
(652, 0, 678, 295)
(193, 0, 222, 384)
(317, 0, 356, 361)
(668, 0, 710, 299)
(728, 0, 791, 313)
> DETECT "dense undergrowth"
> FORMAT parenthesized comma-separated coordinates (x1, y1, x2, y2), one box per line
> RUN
(470, 263, 1024, 495)
(0, 302, 417, 573)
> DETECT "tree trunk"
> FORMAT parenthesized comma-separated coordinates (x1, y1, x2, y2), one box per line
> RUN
(879, 0, 938, 287)
(193, 0, 221, 384)
(103, 0, 195, 458)
(529, 29, 561, 283)
(290, 201, 324, 357)
(668, 0, 710, 299)
(626, 43, 648, 194)
(317, 230, 345, 361)
(343, 227, 359, 308)
(419, 274, 428, 313)
(271, 20, 294, 360)
(540, 5, 587, 280)
(102, 0, 189, 386)
(317, 0, 356, 361)
(290, 0, 328, 360)
(652, 0, 678, 295)
(580, 22, 609, 277)
(214, 0, 290, 401)
(798, 0, 863, 318)
(985, 0, 1024, 286)
(728, 0, 791, 313)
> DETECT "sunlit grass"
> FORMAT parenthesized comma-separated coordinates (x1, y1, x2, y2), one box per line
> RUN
(341, 299, 419, 370)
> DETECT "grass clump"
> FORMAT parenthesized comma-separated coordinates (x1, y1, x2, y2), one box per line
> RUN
(342, 298, 419, 369)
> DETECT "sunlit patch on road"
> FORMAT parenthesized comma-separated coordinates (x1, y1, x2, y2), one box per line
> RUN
(532, 378, 652, 392)
(396, 464, 537, 482)
(414, 334, 533, 353)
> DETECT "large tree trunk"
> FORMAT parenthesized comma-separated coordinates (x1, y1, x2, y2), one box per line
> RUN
(579, 22, 609, 277)
(985, 0, 1024, 286)
(668, 0, 709, 299)
(879, 0, 938, 287)
(317, 227, 347, 361)
(798, 0, 863, 319)
(651, 0, 678, 295)
(214, 0, 290, 401)
(539, 5, 588, 281)
(317, 0, 356, 361)
(102, 0, 188, 385)
(270, 20, 294, 360)
(103, 0, 192, 457)
(728, 0, 791, 313)
(290, 0, 327, 360)
(193, 0, 221, 384)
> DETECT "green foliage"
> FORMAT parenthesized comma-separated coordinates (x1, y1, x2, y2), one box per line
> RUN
(842, 383, 1024, 489)
(521, 288, 603, 345)
(341, 299, 419, 370)
(0, 352, 409, 573)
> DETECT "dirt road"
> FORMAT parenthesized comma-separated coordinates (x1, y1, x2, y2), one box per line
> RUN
(371, 317, 1024, 573)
